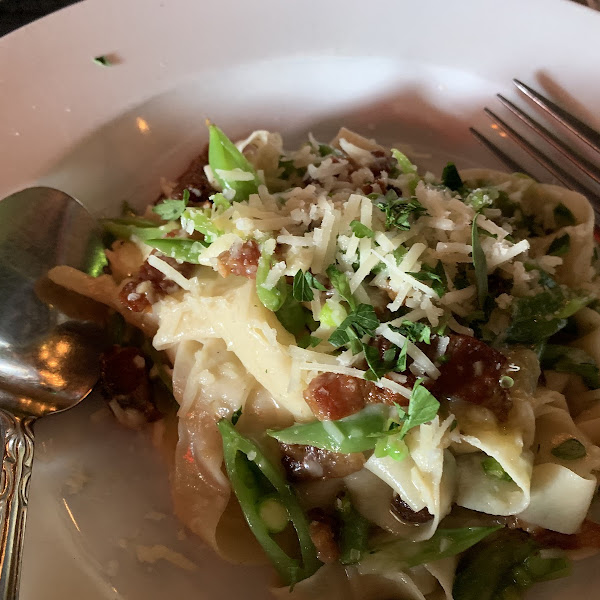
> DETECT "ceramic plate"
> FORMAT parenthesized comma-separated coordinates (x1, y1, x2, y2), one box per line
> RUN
(1, 0, 600, 597)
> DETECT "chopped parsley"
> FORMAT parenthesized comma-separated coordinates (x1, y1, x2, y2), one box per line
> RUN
(471, 211, 489, 308)
(374, 380, 440, 460)
(392, 321, 431, 344)
(540, 344, 600, 389)
(231, 407, 243, 426)
(292, 270, 327, 302)
(505, 284, 592, 344)
(441, 162, 463, 191)
(93, 55, 112, 66)
(551, 438, 587, 461)
(554, 203, 576, 228)
(326, 264, 357, 310)
(373, 190, 427, 231)
(328, 304, 380, 349)
(318, 144, 341, 157)
(153, 189, 190, 221)
(408, 261, 447, 297)
(547, 234, 570, 257)
(350, 220, 375, 239)
(275, 290, 309, 337)
(297, 335, 321, 349)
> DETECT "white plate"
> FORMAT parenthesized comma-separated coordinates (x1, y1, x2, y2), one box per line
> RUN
(2, 0, 600, 598)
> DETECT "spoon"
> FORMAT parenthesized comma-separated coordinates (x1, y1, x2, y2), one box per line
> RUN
(0, 187, 107, 600)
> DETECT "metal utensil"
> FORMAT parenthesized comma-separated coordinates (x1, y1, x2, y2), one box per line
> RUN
(470, 79, 600, 219)
(0, 187, 107, 600)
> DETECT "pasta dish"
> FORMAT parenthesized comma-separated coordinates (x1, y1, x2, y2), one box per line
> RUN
(49, 125, 600, 599)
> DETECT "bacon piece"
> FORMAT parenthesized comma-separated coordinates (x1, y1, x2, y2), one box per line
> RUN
(391, 495, 433, 524)
(308, 510, 340, 564)
(429, 334, 511, 421)
(119, 252, 193, 312)
(370, 151, 396, 177)
(303, 373, 366, 421)
(158, 149, 215, 205)
(216, 240, 261, 279)
(303, 372, 407, 421)
(100, 345, 161, 427)
(364, 380, 408, 406)
(280, 443, 365, 482)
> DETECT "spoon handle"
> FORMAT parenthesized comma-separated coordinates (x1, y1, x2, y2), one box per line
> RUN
(0, 410, 35, 600)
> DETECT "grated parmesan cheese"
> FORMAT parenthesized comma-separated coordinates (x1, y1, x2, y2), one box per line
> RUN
(147, 255, 191, 291)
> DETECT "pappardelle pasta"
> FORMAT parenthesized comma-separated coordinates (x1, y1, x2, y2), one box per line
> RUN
(50, 125, 600, 599)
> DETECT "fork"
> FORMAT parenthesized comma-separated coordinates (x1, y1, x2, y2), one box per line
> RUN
(470, 79, 600, 219)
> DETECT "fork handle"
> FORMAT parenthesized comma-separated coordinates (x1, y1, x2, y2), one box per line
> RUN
(0, 410, 36, 600)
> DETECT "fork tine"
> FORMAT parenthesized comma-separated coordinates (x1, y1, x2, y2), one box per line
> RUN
(513, 79, 600, 153)
(497, 94, 600, 185)
(469, 127, 534, 177)
(484, 107, 600, 210)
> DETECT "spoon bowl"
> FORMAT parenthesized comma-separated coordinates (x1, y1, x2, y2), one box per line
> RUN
(0, 187, 107, 599)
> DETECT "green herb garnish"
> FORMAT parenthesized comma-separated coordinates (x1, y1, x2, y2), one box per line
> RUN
(328, 304, 380, 349)
(541, 344, 599, 389)
(292, 270, 327, 302)
(551, 438, 587, 461)
(472, 212, 488, 308)
(554, 203, 576, 228)
(375, 191, 427, 231)
(547, 234, 570, 257)
(326, 264, 357, 310)
(153, 189, 190, 221)
(350, 220, 375, 239)
(93, 55, 112, 67)
(441, 162, 463, 191)
(408, 261, 447, 297)
(392, 321, 431, 344)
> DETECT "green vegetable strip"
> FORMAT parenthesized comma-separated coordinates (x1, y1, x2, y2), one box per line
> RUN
(102, 217, 178, 241)
(268, 404, 389, 453)
(391, 149, 417, 174)
(208, 124, 260, 201)
(540, 344, 600, 389)
(361, 526, 501, 573)
(182, 207, 223, 242)
(336, 493, 370, 565)
(326, 264, 357, 310)
(453, 529, 571, 600)
(257, 496, 290, 534)
(144, 238, 207, 263)
(217, 419, 320, 586)
(505, 285, 592, 344)
(471, 212, 488, 308)
(269, 382, 440, 459)
(256, 248, 287, 312)
(481, 456, 513, 482)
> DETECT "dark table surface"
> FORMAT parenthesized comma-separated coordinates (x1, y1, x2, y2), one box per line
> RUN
(0, 0, 80, 37)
